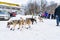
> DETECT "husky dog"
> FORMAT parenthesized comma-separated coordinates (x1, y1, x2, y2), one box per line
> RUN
(26, 16, 37, 24)
(7, 20, 19, 31)
(24, 18, 32, 29)
(38, 15, 43, 22)
(7, 17, 25, 31)
(7, 17, 32, 30)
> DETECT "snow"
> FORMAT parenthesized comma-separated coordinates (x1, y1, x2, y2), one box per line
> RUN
(0, 19, 60, 40)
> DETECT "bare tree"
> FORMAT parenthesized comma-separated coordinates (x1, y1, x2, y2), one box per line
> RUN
(41, 0, 47, 13)
(25, 0, 47, 15)
(25, 1, 40, 15)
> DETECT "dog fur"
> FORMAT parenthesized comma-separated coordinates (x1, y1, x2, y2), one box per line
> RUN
(7, 18, 32, 30)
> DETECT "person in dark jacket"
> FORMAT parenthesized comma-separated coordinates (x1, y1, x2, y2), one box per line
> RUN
(45, 11, 48, 18)
(54, 5, 60, 26)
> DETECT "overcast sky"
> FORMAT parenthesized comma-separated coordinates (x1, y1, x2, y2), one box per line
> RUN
(0, 0, 60, 5)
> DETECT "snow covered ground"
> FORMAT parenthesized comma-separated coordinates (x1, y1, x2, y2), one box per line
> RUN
(0, 19, 60, 40)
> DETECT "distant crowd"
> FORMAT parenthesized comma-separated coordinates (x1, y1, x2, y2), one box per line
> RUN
(40, 11, 55, 19)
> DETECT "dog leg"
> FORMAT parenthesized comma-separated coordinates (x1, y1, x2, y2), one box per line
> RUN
(41, 19, 43, 22)
(18, 26, 22, 31)
(7, 25, 10, 28)
(22, 26, 23, 28)
(26, 27, 29, 29)
(12, 28, 15, 31)
(26, 26, 31, 29)
(32, 21, 34, 24)
(18, 24, 20, 30)
(18, 28, 20, 30)
(18, 23, 23, 31)
(42, 20, 43, 22)
(28, 25, 31, 28)
(10, 27, 15, 31)
(12, 23, 16, 31)
(10, 28, 12, 30)
(26, 24, 31, 29)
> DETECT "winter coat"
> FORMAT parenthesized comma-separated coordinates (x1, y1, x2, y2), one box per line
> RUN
(54, 6, 60, 17)
(45, 11, 48, 17)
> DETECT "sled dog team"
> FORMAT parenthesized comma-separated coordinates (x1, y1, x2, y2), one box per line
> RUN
(7, 16, 43, 31)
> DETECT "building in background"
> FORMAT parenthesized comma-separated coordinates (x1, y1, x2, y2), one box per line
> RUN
(0, 1, 20, 12)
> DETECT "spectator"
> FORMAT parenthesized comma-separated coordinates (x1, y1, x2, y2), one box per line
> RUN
(12, 12, 16, 17)
(41, 13, 45, 18)
(9, 12, 13, 17)
(54, 5, 60, 26)
(48, 12, 54, 19)
(45, 11, 48, 18)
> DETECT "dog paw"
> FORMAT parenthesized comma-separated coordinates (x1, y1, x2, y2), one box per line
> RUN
(22, 26, 23, 28)
(12, 29, 15, 31)
(26, 27, 28, 29)
(10, 28, 12, 30)
(17, 28, 20, 30)
(29, 26, 31, 28)
(7, 26, 10, 28)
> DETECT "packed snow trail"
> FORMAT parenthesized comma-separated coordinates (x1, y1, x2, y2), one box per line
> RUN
(0, 19, 60, 40)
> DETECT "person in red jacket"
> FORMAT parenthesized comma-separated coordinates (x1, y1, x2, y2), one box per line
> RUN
(12, 12, 16, 17)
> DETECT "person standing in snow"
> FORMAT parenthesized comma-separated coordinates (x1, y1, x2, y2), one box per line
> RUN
(54, 5, 60, 26)
(44, 11, 48, 18)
